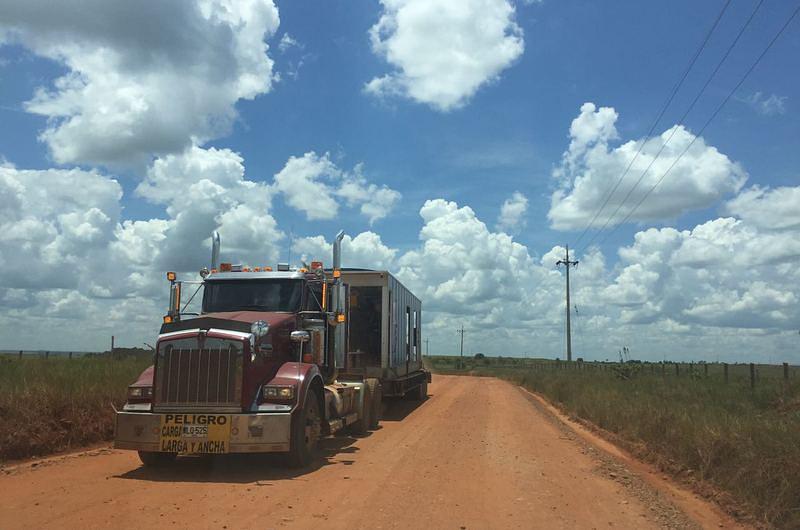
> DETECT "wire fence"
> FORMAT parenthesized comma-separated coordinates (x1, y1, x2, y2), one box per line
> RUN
(426, 355, 797, 388)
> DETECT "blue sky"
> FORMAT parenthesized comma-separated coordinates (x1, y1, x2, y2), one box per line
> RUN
(0, 0, 798, 360)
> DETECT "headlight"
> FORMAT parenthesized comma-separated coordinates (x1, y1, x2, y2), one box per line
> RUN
(127, 386, 153, 399)
(262, 385, 294, 400)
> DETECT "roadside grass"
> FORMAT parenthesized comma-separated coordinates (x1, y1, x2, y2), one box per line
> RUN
(427, 356, 800, 529)
(0, 354, 151, 462)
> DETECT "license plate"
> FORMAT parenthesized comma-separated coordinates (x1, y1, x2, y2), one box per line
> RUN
(159, 414, 231, 454)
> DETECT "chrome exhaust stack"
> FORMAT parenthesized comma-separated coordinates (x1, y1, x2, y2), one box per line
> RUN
(331, 230, 344, 314)
(331, 230, 345, 373)
(332, 230, 344, 271)
(211, 230, 220, 270)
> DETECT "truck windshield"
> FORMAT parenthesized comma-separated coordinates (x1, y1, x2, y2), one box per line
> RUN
(202, 280, 303, 313)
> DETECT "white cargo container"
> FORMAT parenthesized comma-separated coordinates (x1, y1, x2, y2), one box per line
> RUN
(340, 269, 429, 398)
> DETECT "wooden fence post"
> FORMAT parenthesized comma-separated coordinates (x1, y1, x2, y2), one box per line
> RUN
(675, 363, 680, 377)
(724, 363, 729, 384)
(18, 350, 23, 360)
(749, 363, 755, 389)
(784, 362, 789, 381)
(45, 351, 49, 360)
(704, 363, 708, 378)
(68, 351, 73, 360)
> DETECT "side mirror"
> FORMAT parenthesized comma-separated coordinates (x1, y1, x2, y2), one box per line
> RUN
(290, 330, 310, 343)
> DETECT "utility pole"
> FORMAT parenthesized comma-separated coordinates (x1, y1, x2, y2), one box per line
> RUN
(457, 325, 466, 369)
(556, 245, 579, 362)
(425, 338, 430, 356)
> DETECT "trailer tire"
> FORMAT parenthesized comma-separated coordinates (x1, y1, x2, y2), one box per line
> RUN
(138, 451, 176, 468)
(351, 378, 381, 434)
(413, 379, 428, 401)
(351, 381, 372, 435)
(367, 379, 382, 430)
(287, 388, 322, 468)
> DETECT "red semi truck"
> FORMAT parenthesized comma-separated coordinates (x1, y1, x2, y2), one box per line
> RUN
(114, 231, 430, 467)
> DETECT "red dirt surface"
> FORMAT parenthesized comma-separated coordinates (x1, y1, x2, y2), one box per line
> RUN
(0, 375, 742, 529)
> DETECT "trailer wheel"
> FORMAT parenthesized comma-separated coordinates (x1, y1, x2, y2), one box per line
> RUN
(367, 379, 382, 430)
(351, 381, 372, 435)
(413, 379, 428, 401)
(138, 451, 177, 467)
(287, 388, 322, 468)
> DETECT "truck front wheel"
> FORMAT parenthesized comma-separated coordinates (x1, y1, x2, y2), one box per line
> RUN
(137, 451, 177, 467)
(287, 389, 322, 468)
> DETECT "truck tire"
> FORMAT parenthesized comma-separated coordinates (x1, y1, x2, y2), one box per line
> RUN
(287, 388, 322, 468)
(138, 451, 177, 467)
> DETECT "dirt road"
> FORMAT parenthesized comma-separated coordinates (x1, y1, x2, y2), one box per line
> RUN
(0, 375, 735, 529)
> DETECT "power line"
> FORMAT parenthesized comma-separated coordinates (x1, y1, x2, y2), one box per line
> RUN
(572, 0, 733, 250)
(596, 3, 800, 248)
(577, 0, 766, 256)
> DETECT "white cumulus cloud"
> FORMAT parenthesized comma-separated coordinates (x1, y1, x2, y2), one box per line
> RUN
(496, 191, 528, 233)
(549, 102, 747, 231)
(293, 232, 398, 271)
(724, 185, 800, 231)
(0, 0, 280, 167)
(272, 152, 401, 224)
(365, 0, 524, 111)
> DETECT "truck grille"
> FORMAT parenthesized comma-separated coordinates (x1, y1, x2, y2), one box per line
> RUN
(154, 337, 243, 411)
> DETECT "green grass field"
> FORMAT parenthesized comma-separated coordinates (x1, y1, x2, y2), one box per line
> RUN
(0, 354, 152, 462)
(427, 355, 800, 529)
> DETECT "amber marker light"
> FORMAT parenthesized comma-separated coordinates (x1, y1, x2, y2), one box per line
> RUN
(166, 271, 176, 281)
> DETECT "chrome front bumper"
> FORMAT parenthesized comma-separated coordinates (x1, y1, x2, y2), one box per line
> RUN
(114, 411, 292, 453)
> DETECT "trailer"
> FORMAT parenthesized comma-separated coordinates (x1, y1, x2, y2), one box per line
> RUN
(339, 270, 430, 399)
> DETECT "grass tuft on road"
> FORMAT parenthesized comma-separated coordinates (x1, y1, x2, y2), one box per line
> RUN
(427, 356, 800, 529)
(0, 355, 151, 462)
